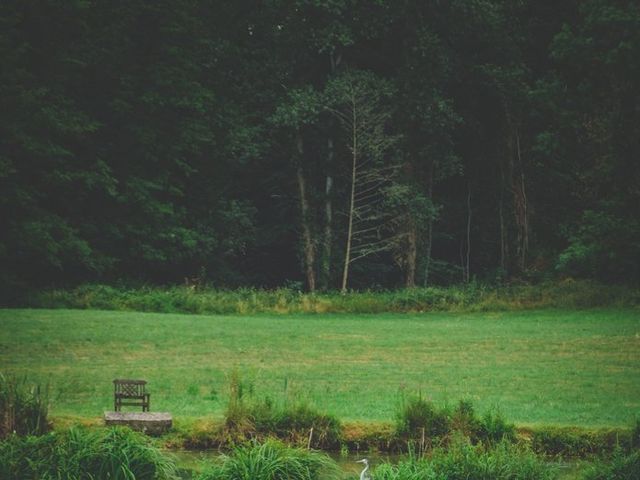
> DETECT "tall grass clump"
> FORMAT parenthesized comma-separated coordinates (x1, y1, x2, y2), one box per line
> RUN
(0, 426, 178, 480)
(395, 395, 450, 444)
(373, 438, 555, 480)
(395, 397, 515, 449)
(197, 440, 340, 480)
(581, 449, 640, 480)
(0, 374, 49, 438)
(220, 371, 341, 449)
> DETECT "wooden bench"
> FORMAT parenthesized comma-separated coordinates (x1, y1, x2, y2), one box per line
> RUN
(113, 379, 150, 412)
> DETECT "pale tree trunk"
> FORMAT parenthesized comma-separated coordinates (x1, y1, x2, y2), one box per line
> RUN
(513, 129, 529, 271)
(295, 133, 316, 292)
(320, 139, 334, 290)
(504, 101, 529, 275)
(340, 98, 357, 294)
(464, 184, 472, 283)
(423, 163, 434, 287)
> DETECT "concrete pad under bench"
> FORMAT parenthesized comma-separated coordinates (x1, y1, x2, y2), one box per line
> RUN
(104, 411, 172, 435)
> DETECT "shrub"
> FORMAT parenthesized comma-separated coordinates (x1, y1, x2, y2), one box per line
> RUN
(450, 399, 482, 440)
(196, 440, 340, 480)
(395, 396, 450, 441)
(0, 374, 49, 438)
(0, 427, 178, 480)
(478, 409, 516, 444)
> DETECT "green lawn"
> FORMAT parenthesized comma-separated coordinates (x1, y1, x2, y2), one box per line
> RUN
(1, 308, 639, 427)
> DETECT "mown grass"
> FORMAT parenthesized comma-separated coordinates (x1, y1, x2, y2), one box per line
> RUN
(1, 308, 639, 428)
(22, 280, 640, 314)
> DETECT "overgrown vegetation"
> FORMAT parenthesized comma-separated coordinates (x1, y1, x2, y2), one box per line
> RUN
(196, 440, 340, 480)
(372, 439, 555, 480)
(0, 427, 178, 480)
(530, 427, 637, 457)
(186, 371, 341, 450)
(581, 449, 640, 480)
(23, 280, 640, 314)
(395, 397, 515, 450)
(0, 374, 49, 438)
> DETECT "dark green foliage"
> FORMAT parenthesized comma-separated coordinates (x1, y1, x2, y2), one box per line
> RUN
(0, 374, 49, 438)
(479, 409, 516, 445)
(395, 396, 450, 441)
(396, 397, 515, 449)
(1, 0, 639, 294)
(0, 427, 178, 480)
(632, 419, 640, 450)
(24, 281, 640, 314)
(581, 449, 640, 480)
(196, 440, 340, 480)
(531, 427, 635, 457)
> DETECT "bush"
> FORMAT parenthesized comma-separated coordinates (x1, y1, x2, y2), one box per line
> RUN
(0, 427, 178, 480)
(0, 374, 49, 438)
(479, 409, 516, 444)
(395, 396, 450, 441)
(196, 440, 340, 480)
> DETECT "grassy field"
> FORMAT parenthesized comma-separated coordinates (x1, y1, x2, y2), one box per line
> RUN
(1, 308, 639, 427)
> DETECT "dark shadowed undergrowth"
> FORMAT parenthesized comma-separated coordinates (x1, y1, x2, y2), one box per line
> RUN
(0, 374, 49, 439)
(23, 280, 640, 314)
(580, 449, 640, 480)
(0, 427, 178, 480)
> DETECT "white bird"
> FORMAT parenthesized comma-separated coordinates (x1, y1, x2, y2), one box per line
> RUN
(356, 458, 371, 480)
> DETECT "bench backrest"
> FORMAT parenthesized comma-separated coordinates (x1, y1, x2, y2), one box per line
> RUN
(113, 379, 147, 397)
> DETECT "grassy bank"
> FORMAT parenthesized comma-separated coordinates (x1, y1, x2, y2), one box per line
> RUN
(20, 281, 640, 315)
(1, 308, 638, 426)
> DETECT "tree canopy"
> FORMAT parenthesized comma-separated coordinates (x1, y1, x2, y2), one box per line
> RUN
(1, 0, 638, 295)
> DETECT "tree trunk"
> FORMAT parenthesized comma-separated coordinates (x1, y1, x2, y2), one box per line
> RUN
(340, 99, 357, 294)
(405, 224, 417, 287)
(320, 138, 334, 291)
(295, 133, 316, 292)
(499, 159, 507, 276)
(464, 184, 472, 283)
(513, 128, 529, 271)
(423, 163, 434, 287)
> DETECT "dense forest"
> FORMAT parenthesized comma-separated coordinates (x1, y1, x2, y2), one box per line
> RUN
(1, 0, 639, 295)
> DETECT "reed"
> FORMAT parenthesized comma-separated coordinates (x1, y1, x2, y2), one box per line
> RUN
(0, 374, 49, 438)
(0, 426, 178, 479)
(196, 440, 340, 480)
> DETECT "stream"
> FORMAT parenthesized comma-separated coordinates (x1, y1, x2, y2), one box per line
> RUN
(168, 450, 583, 479)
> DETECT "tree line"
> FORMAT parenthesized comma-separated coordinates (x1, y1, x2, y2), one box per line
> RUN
(1, 0, 639, 295)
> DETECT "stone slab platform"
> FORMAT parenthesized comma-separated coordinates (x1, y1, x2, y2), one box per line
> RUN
(104, 411, 172, 436)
